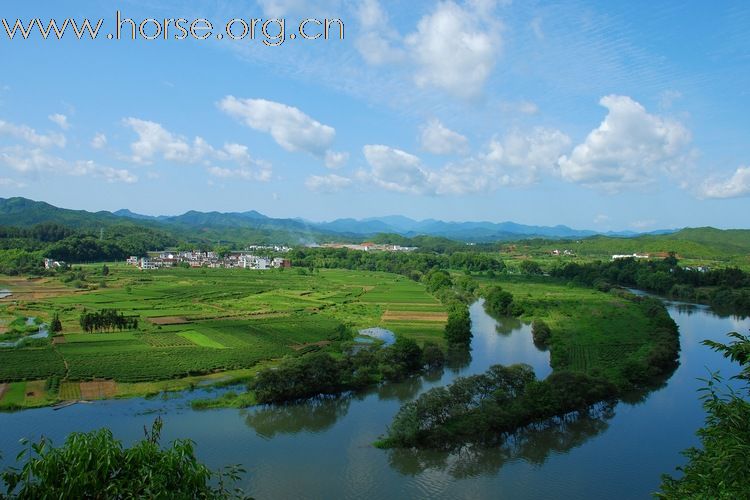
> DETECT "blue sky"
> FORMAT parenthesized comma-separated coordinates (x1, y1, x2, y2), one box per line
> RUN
(0, 0, 749, 231)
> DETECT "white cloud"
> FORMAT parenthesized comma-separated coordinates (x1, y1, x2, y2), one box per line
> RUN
(558, 95, 691, 191)
(207, 165, 272, 182)
(699, 166, 750, 199)
(305, 174, 352, 193)
(91, 132, 107, 149)
(420, 119, 469, 155)
(360, 128, 570, 196)
(484, 127, 571, 183)
(324, 150, 349, 169)
(48, 113, 69, 130)
(0, 119, 66, 148)
(405, 1, 501, 99)
(0, 177, 26, 188)
(530, 17, 544, 40)
(594, 214, 610, 224)
(123, 118, 199, 164)
(517, 100, 539, 115)
(122, 118, 271, 177)
(0, 146, 136, 183)
(69, 160, 138, 184)
(659, 89, 683, 110)
(257, 0, 308, 18)
(355, 0, 405, 65)
(218, 96, 335, 156)
(362, 144, 431, 194)
(631, 219, 656, 230)
(258, 0, 342, 18)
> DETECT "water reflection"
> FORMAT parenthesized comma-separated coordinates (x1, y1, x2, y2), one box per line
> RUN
(494, 316, 524, 336)
(243, 396, 353, 438)
(386, 404, 616, 479)
(445, 346, 472, 373)
(375, 376, 424, 402)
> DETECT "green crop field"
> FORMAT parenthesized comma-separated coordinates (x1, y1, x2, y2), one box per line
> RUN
(0, 267, 449, 399)
(476, 275, 671, 383)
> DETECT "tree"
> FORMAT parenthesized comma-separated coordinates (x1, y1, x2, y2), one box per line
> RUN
(483, 286, 523, 317)
(50, 313, 62, 334)
(520, 260, 542, 275)
(531, 320, 551, 347)
(658, 331, 750, 498)
(0, 419, 245, 499)
(444, 304, 472, 346)
(101, 264, 109, 276)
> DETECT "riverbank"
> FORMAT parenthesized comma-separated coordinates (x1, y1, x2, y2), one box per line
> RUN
(0, 293, 741, 498)
(0, 367, 260, 411)
(378, 280, 680, 449)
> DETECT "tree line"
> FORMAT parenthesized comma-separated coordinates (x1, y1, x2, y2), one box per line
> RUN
(378, 364, 618, 449)
(79, 309, 139, 333)
(550, 255, 750, 315)
(250, 337, 444, 404)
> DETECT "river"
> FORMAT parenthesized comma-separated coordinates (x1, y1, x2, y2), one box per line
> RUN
(0, 298, 747, 499)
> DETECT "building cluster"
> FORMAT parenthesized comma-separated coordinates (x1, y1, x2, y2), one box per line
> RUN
(317, 242, 418, 252)
(550, 249, 576, 256)
(246, 244, 292, 253)
(43, 258, 66, 269)
(611, 253, 650, 260)
(126, 251, 292, 270)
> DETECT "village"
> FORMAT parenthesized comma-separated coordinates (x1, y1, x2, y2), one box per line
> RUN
(126, 251, 292, 271)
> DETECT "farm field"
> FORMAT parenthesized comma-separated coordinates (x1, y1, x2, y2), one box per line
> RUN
(0, 266, 447, 406)
(476, 275, 664, 383)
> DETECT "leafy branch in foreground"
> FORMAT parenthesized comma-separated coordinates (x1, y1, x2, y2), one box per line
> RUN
(0, 418, 248, 499)
(657, 331, 750, 498)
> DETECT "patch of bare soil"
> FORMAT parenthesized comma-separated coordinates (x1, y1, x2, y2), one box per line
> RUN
(381, 311, 449, 322)
(290, 340, 331, 351)
(79, 380, 117, 399)
(148, 316, 190, 325)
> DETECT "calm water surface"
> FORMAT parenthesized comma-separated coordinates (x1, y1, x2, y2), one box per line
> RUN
(0, 298, 747, 499)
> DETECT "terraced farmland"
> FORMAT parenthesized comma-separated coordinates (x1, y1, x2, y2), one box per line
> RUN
(0, 267, 448, 402)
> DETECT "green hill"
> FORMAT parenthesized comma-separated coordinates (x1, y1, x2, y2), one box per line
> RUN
(531, 227, 750, 262)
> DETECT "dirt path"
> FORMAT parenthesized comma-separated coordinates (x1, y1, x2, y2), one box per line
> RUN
(381, 311, 449, 321)
(0, 383, 7, 401)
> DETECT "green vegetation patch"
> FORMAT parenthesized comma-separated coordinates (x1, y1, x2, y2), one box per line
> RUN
(178, 331, 226, 349)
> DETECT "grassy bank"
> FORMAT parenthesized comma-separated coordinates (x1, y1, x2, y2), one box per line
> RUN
(0, 267, 447, 409)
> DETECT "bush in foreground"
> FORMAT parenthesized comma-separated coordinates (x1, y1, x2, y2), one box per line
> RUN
(0, 418, 246, 499)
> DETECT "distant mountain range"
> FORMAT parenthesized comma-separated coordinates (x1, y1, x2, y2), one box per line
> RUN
(1, 196, 678, 243)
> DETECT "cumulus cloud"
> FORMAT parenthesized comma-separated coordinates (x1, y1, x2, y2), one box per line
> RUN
(218, 96, 335, 156)
(355, 0, 405, 65)
(558, 95, 691, 191)
(405, 1, 500, 99)
(362, 144, 432, 194)
(324, 150, 349, 169)
(122, 118, 271, 180)
(484, 127, 571, 183)
(420, 119, 469, 155)
(91, 132, 107, 149)
(48, 113, 69, 130)
(360, 128, 570, 196)
(699, 166, 750, 199)
(123, 118, 202, 164)
(0, 119, 66, 148)
(0, 146, 136, 183)
(123, 117, 195, 163)
(305, 173, 352, 193)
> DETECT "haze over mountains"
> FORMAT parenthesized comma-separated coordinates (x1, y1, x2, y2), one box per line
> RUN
(0, 197, 678, 243)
